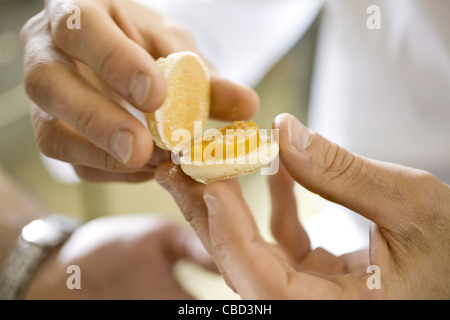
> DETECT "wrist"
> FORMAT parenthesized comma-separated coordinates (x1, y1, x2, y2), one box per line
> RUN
(0, 214, 81, 300)
(19, 243, 64, 300)
(0, 169, 49, 266)
(0, 215, 44, 266)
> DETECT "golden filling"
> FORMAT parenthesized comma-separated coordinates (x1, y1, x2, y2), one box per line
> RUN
(190, 121, 260, 162)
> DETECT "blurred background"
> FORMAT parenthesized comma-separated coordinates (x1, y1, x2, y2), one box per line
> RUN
(0, 0, 322, 299)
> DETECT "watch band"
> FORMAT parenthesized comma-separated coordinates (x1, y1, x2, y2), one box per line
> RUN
(0, 214, 80, 300)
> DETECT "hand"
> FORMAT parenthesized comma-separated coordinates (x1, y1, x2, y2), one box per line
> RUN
(155, 113, 450, 299)
(22, 214, 215, 299)
(20, 0, 258, 183)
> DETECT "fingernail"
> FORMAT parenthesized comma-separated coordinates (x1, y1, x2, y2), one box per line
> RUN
(129, 72, 151, 106)
(203, 193, 219, 215)
(288, 115, 312, 152)
(111, 130, 134, 164)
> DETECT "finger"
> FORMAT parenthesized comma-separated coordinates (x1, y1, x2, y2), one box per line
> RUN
(154, 163, 247, 251)
(154, 162, 211, 249)
(209, 75, 259, 121)
(46, 0, 166, 111)
(154, 163, 237, 290)
(23, 37, 153, 167)
(203, 182, 292, 299)
(31, 105, 152, 172)
(269, 163, 310, 262)
(73, 165, 155, 183)
(273, 113, 437, 230)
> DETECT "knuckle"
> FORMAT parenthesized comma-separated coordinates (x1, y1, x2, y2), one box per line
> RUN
(98, 44, 121, 80)
(393, 170, 435, 214)
(24, 60, 50, 102)
(20, 18, 34, 46)
(24, 59, 72, 107)
(322, 141, 360, 183)
(389, 171, 447, 249)
(50, 13, 74, 50)
(50, 4, 90, 50)
(212, 241, 234, 262)
(75, 107, 96, 130)
(165, 20, 191, 38)
(22, 43, 75, 106)
(75, 107, 100, 139)
(24, 71, 38, 102)
(74, 108, 111, 159)
(161, 19, 195, 44)
(20, 10, 46, 46)
(184, 212, 202, 231)
(35, 123, 53, 157)
(24, 70, 57, 109)
(20, 21, 31, 45)
(183, 212, 211, 242)
(35, 118, 66, 160)
(413, 170, 439, 193)
(102, 152, 122, 172)
(405, 170, 444, 216)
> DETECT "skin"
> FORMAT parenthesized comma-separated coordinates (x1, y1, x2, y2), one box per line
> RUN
(0, 168, 48, 267)
(155, 113, 450, 300)
(0, 166, 215, 300)
(20, 0, 259, 183)
(21, 214, 216, 300)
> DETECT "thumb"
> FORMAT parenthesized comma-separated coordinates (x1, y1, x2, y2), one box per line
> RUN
(273, 113, 432, 230)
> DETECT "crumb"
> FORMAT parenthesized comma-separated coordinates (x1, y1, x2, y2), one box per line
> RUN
(168, 165, 179, 178)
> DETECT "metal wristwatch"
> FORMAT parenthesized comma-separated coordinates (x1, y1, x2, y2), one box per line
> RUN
(0, 214, 80, 300)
